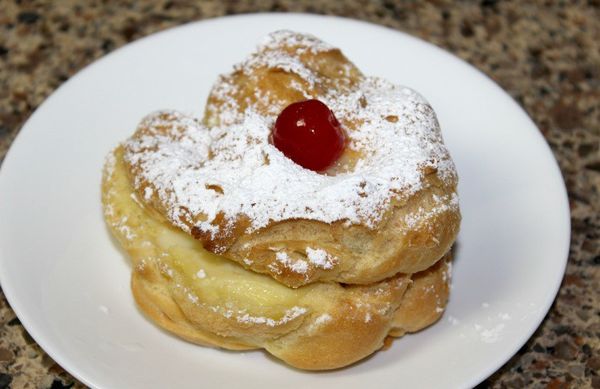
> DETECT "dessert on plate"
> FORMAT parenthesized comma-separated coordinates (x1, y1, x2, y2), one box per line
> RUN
(102, 30, 460, 370)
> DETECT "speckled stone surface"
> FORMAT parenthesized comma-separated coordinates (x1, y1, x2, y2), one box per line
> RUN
(0, 1, 598, 388)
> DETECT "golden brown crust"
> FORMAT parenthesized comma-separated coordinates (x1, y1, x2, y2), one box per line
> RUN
(103, 149, 453, 370)
(390, 257, 451, 337)
(220, 175, 459, 288)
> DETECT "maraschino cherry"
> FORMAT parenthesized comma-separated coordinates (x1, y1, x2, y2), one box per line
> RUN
(272, 99, 346, 172)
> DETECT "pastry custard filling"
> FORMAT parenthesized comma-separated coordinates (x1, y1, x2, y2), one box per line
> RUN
(163, 243, 311, 321)
(105, 147, 331, 324)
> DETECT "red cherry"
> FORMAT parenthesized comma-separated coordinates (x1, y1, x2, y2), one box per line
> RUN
(272, 99, 346, 172)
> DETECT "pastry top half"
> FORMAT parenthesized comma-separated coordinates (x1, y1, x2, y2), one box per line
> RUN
(123, 30, 460, 287)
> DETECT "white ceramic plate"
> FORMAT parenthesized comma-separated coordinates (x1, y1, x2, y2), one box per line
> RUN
(0, 14, 569, 389)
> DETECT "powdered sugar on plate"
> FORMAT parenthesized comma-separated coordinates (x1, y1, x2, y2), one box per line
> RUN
(123, 30, 457, 239)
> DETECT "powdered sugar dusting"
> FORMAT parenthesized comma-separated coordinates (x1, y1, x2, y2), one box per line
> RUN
(196, 269, 206, 279)
(123, 31, 457, 239)
(443, 260, 453, 283)
(113, 216, 136, 241)
(275, 251, 309, 274)
(305, 247, 336, 269)
(259, 30, 334, 54)
(405, 193, 459, 229)
(475, 323, 505, 344)
(177, 282, 307, 327)
(235, 306, 306, 327)
(448, 315, 460, 325)
(315, 313, 332, 325)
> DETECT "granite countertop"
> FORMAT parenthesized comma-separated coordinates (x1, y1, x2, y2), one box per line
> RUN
(0, 1, 598, 388)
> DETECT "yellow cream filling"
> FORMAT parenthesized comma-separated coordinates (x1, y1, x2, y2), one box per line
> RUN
(104, 148, 312, 322)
